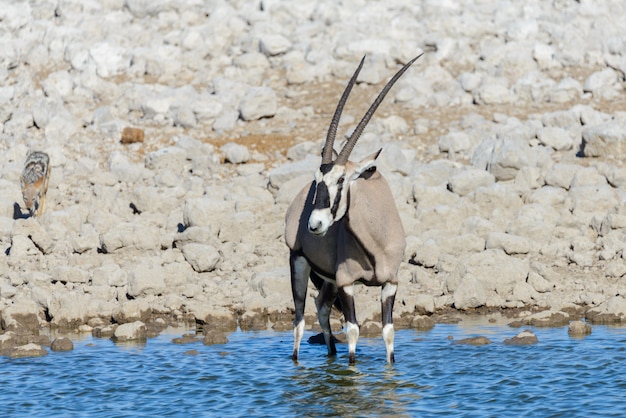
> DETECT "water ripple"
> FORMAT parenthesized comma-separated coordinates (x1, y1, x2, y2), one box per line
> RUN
(2, 324, 626, 416)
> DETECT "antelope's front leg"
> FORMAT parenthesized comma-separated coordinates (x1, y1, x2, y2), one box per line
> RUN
(381, 282, 398, 363)
(315, 280, 338, 356)
(290, 252, 310, 361)
(338, 284, 358, 364)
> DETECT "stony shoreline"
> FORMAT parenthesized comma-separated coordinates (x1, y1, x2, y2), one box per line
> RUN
(2, 1, 626, 356)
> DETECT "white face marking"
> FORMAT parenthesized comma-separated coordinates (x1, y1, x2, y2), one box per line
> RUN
(308, 165, 349, 235)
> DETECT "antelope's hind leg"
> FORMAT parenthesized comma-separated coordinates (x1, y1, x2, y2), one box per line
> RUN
(315, 279, 338, 356)
(338, 285, 359, 364)
(381, 282, 398, 363)
(290, 252, 310, 361)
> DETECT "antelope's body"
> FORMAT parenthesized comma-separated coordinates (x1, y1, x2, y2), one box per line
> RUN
(285, 55, 421, 363)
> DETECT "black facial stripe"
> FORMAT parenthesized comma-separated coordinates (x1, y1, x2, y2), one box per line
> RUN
(320, 163, 333, 174)
(314, 182, 331, 209)
(330, 180, 343, 217)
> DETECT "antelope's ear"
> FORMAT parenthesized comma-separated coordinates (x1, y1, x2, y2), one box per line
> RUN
(352, 148, 382, 179)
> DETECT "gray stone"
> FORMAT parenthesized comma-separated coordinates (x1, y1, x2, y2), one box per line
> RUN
(112, 300, 152, 324)
(112, 321, 147, 342)
(1, 300, 41, 335)
(568, 320, 592, 337)
(453, 336, 491, 346)
(504, 330, 538, 345)
(8, 343, 48, 358)
(586, 296, 626, 324)
(51, 337, 74, 352)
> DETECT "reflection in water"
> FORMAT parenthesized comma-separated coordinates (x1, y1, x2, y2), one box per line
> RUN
(286, 350, 430, 417)
(2, 324, 626, 416)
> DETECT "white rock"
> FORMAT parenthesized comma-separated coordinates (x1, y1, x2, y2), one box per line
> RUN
(181, 243, 222, 273)
(113, 321, 147, 342)
(453, 274, 487, 310)
(183, 198, 235, 229)
(438, 131, 472, 155)
(583, 68, 620, 98)
(536, 126, 573, 151)
(581, 121, 626, 157)
(447, 168, 495, 197)
(268, 154, 318, 190)
(239, 87, 277, 121)
(100, 223, 162, 253)
(91, 263, 127, 287)
(486, 232, 531, 255)
(544, 163, 580, 190)
(127, 262, 166, 298)
(221, 142, 250, 164)
(89, 42, 131, 78)
(52, 266, 89, 284)
(260, 34, 292, 56)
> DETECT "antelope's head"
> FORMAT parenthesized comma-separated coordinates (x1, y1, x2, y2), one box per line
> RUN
(308, 54, 422, 236)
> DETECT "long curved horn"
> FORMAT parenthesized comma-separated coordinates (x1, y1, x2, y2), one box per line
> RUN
(321, 56, 366, 164)
(335, 53, 424, 165)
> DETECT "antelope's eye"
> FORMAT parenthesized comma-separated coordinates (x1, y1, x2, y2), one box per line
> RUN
(337, 176, 345, 185)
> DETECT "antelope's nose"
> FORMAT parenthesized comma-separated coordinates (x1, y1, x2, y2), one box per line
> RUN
(308, 210, 329, 236)
(308, 219, 322, 234)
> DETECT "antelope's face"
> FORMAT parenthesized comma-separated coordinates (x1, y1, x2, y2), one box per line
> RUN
(308, 150, 381, 236)
(308, 163, 349, 236)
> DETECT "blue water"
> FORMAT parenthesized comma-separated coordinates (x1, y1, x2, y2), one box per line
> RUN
(2, 321, 626, 417)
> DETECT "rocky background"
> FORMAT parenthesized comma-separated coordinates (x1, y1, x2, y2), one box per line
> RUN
(1, 0, 626, 355)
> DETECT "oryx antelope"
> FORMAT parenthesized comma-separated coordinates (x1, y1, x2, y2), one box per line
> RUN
(285, 54, 422, 363)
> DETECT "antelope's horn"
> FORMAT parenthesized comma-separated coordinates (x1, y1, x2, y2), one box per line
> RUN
(321, 56, 366, 165)
(335, 53, 424, 165)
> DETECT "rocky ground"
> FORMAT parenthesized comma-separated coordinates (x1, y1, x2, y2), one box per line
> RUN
(1, 0, 626, 356)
